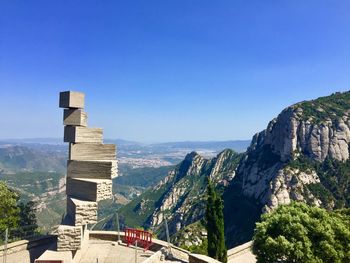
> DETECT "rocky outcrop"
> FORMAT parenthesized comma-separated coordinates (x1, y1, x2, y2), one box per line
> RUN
(265, 168, 321, 211)
(149, 152, 208, 228)
(118, 149, 242, 239)
(236, 91, 350, 210)
(149, 150, 241, 232)
(262, 106, 350, 162)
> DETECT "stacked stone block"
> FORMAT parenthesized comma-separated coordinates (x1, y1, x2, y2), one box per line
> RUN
(57, 225, 82, 251)
(57, 91, 117, 252)
(67, 197, 98, 226)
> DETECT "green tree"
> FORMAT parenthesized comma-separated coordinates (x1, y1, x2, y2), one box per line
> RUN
(206, 180, 227, 262)
(206, 180, 218, 257)
(253, 202, 350, 263)
(0, 181, 20, 233)
(0, 181, 38, 240)
(12, 201, 38, 238)
(215, 195, 227, 263)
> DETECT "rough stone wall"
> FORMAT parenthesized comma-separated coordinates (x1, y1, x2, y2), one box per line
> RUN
(96, 180, 113, 201)
(57, 225, 82, 251)
(67, 198, 97, 226)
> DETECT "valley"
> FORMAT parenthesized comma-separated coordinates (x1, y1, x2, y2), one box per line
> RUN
(0, 139, 248, 232)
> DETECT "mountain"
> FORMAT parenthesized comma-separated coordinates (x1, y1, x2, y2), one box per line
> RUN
(224, 91, 350, 246)
(116, 165, 174, 188)
(3, 91, 350, 249)
(0, 145, 66, 174)
(110, 149, 243, 242)
(111, 91, 350, 249)
(235, 91, 350, 211)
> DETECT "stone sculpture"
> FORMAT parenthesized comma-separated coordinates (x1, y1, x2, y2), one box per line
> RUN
(57, 91, 117, 251)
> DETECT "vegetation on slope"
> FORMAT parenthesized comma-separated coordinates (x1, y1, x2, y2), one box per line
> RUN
(117, 183, 171, 229)
(108, 149, 243, 243)
(0, 145, 66, 173)
(288, 156, 350, 209)
(116, 165, 174, 188)
(0, 172, 64, 202)
(296, 91, 350, 123)
(171, 220, 207, 254)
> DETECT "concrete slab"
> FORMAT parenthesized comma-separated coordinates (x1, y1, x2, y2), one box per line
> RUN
(59, 91, 85, 109)
(35, 249, 72, 263)
(64, 109, 87, 127)
(78, 240, 154, 263)
(66, 178, 112, 202)
(69, 143, 116, 161)
(67, 160, 117, 180)
(228, 251, 256, 263)
(64, 126, 103, 144)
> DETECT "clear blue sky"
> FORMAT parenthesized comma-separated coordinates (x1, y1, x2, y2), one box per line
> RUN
(1, 1, 349, 142)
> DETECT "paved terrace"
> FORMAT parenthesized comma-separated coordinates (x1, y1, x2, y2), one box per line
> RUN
(79, 240, 153, 263)
(1, 231, 255, 263)
(78, 240, 185, 263)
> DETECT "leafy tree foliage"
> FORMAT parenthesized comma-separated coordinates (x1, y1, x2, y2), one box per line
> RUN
(0, 181, 20, 233)
(206, 180, 227, 263)
(253, 202, 350, 263)
(11, 201, 38, 238)
(0, 181, 38, 240)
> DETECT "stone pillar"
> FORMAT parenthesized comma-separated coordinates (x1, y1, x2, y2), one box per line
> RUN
(57, 91, 118, 252)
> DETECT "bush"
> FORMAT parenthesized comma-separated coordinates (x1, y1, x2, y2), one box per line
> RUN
(253, 202, 350, 263)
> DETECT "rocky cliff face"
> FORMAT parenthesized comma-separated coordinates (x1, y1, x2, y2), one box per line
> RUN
(117, 149, 242, 241)
(236, 91, 350, 211)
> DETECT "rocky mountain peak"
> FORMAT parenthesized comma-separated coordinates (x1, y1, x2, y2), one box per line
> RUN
(236, 91, 350, 212)
(118, 149, 242, 242)
(250, 91, 350, 163)
(184, 151, 200, 161)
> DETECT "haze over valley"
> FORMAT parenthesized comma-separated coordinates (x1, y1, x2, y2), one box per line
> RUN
(0, 138, 249, 231)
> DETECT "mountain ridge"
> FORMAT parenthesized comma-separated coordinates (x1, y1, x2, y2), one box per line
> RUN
(111, 149, 242, 242)
(113, 91, 350, 249)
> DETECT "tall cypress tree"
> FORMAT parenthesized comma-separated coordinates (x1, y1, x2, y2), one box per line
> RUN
(206, 179, 227, 262)
(206, 180, 218, 258)
(215, 195, 227, 263)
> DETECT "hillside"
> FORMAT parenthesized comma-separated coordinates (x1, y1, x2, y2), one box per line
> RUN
(110, 149, 243, 243)
(0, 144, 66, 174)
